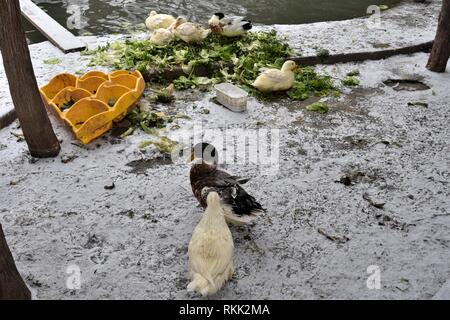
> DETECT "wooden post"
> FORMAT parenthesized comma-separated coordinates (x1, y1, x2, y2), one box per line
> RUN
(0, 224, 31, 300)
(427, 0, 450, 72)
(0, 0, 60, 157)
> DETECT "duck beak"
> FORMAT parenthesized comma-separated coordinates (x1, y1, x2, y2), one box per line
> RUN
(294, 66, 301, 73)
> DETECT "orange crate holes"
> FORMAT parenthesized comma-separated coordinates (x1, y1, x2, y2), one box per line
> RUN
(95, 83, 131, 107)
(40, 73, 77, 101)
(52, 88, 92, 112)
(64, 98, 110, 129)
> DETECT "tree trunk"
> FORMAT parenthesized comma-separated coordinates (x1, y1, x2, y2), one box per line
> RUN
(427, 0, 450, 72)
(0, 224, 31, 300)
(0, 0, 60, 157)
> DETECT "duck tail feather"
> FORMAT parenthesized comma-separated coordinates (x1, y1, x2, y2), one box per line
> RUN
(242, 21, 253, 30)
(188, 273, 216, 297)
(230, 176, 251, 185)
(225, 211, 258, 226)
(223, 204, 263, 226)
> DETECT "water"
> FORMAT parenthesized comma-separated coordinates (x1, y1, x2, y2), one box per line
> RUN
(24, 0, 402, 44)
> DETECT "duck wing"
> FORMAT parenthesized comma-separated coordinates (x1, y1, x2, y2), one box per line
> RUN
(175, 23, 194, 36)
(260, 69, 290, 83)
(198, 170, 265, 218)
(220, 16, 252, 33)
(222, 16, 251, 25)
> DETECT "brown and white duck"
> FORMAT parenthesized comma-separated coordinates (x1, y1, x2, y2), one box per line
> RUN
(189, 143, 265, 226)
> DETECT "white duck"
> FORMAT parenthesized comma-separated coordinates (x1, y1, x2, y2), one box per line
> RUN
(208, 13, 252, 37)
(149, 18, 186, 46)
(173, 17, 210, 44)
(187, 192, 234, 297)
(252, 60, 298, 92)
(150, 28, 174, 46)
(145, 11, 176, 31)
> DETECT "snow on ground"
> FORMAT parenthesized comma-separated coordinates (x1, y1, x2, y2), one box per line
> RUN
(0, 0, 441, 126)
(267, 0, 439, 56)
(0, 0, 449, 299)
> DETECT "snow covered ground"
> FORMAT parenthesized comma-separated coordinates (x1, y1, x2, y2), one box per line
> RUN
(0, 0, 449, 299)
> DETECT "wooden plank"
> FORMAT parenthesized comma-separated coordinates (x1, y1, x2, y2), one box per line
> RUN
(19, 0, 86, 53)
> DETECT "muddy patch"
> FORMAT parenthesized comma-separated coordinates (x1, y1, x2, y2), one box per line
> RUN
(332, 87, 384, 118)
(111, 120, 133, 138)
(370, 42, 391, 49)
(287, 96, 321, 113)
(374, 212, 414, 232)
(383, 79, 431, 91)
(317, 228, 350, 244)
(126, 156, 173, 174)
(342, 135, 371, 150)
(336, 169, 384, 186)
(407, 101, 429, 108)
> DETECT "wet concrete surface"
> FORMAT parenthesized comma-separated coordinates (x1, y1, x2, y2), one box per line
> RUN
(0, 0, 449, 300)
(0, 50, 449, 299)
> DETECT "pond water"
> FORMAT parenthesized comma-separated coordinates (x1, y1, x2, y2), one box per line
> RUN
(24, 0, 403, 43)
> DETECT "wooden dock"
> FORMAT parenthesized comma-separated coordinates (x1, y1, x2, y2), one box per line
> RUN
(20, 0, 86, 53)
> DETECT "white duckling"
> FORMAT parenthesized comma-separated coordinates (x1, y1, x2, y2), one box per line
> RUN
(150, 28, 174, 46)
(145, 11, 176, 31)
(173, 17, 210, 44)
(208, 13, 252, 37)
(252, 60, 298, 92)
(187, 192, 234, 297)
(149, 18, 186, 46)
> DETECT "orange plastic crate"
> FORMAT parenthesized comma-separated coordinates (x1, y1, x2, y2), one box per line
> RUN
(40, 70, 145, 144)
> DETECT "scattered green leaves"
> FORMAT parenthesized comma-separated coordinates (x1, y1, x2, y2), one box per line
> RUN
(346, 69, 360, 77)
(173, 76, 219, 91)
(139, 136, 179, 154)
(43, 58, 61, 65)
(306, 102, 329, 114)
(127, 105, 174, 132)
(342, 76, 360, 87)
(288, 67, 336, 101)
(152, 84, 175, 103)
(316, 48, 330, 59)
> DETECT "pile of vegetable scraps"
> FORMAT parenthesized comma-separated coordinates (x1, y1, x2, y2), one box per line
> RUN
(83, 31, 338, 101)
